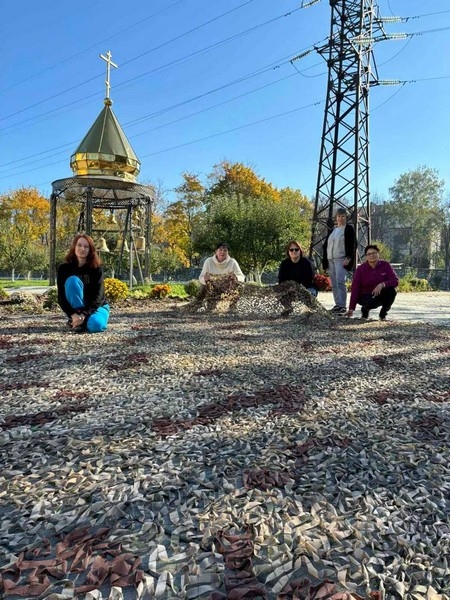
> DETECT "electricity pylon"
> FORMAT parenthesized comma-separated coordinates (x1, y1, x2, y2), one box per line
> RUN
(308, 0, 389, 267)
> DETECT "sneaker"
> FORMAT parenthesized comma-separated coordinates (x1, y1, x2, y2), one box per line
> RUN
(361, 306, 369, 319)
(336, 307, 347, 315)
(379, 309, 388, 321)
(329, 305, 340, 312)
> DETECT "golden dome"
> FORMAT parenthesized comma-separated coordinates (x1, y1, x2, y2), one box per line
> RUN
(70, 98, 140, 182)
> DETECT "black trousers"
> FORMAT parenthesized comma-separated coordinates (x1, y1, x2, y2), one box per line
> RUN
(358, 287, 397, 315)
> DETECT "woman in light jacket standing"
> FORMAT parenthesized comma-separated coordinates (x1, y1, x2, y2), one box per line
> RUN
(322, 208, 355, 314)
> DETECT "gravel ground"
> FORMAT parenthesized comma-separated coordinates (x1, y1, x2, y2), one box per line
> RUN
(0, 293, 449, 600)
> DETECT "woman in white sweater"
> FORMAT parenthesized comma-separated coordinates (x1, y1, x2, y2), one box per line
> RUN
(199, 242, 245, 285)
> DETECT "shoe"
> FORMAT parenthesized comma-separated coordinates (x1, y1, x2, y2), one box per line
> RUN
(336, 307, 347, 315)
(329, 305, 340, 312)
(379, 309, 388, 321)
(361, 306, 369, 319)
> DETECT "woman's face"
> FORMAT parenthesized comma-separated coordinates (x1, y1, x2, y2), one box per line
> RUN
(215, 246, 229, 263)
(336, 213, 347, 226)
(75, 237, 90, 265)
(365, 248, 379, 266)
(288, 245, 301, 263)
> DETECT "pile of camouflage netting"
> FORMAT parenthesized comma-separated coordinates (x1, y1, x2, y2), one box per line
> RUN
(182, 275, 332, 324)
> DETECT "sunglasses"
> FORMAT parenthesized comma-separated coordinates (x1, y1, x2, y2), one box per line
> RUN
(289, 248, 300, 252)
(366, 251, 378, 256)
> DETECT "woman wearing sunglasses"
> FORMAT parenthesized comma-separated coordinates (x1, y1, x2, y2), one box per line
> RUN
(278, 240, 317, 297)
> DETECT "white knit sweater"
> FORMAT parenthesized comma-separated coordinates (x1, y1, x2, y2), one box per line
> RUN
(198, 255, 245, 284)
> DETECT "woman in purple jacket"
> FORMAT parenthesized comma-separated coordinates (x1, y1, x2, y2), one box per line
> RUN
(345, 245, 399, 320)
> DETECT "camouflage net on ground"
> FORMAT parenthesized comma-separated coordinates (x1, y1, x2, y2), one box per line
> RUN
(182, 275, 333, 322)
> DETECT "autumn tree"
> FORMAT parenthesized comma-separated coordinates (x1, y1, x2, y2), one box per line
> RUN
(162, 173, 205, 267)
(0, 188, 49, 279)
(207, 161, 280, 202)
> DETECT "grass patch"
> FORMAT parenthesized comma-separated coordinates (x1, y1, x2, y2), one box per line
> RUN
(129, 283, 189, 299)
(0, 279, 50, 289)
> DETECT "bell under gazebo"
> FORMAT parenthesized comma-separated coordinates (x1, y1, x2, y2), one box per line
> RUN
(49, 51, 155, 286)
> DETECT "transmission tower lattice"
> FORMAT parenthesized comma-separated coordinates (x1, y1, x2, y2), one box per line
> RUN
(309, 0, 387, 267)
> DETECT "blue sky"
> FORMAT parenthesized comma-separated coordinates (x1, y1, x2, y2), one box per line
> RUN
(1, 0, 449, 204)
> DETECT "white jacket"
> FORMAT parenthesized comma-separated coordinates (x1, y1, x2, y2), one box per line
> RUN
(199, 255, 245, 285)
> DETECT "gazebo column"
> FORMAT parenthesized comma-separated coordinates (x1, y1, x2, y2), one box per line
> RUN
(144, 200, 152, 279)
(49, 193, 58, 286)
(85, 187, 93, 236)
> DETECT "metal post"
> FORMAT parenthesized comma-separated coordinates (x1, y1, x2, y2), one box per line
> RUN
(49, 193, 58, 286)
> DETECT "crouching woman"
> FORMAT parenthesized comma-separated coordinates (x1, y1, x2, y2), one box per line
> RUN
(57, 234, 110, 333)
(345, 244, 399, 321)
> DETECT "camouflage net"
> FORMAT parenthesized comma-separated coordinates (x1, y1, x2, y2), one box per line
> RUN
(182, 275, 333, 323)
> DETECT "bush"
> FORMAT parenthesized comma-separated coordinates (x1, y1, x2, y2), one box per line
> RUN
(184, 279, 201, 297)
(128, 287, 152, 300)
(104, 278, 129, 303)
(150, 284, 171, 299)
(0, 287, 9, 300)
(42, 287, 58, 309)
(398, 274, 431, 293)
(409, 278, 431, 291)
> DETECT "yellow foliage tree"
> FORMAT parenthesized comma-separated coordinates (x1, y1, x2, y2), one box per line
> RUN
(160, 173, 205, 267)
(207, 161, 280, 202)
(0, 188, 49, 278)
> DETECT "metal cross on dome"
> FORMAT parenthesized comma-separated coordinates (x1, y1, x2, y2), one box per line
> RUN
(100, 50, 118, 99)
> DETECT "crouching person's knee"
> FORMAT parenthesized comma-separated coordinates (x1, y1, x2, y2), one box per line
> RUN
(86, 305, 110, 333)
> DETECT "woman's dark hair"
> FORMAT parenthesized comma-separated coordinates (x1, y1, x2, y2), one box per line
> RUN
(65, 234, 102, 268)
(364, 244, 380, 255)
(285, 240, 304, 258)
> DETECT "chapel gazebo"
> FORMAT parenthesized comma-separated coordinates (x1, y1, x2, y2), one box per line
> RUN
(49, 52, 155, 286)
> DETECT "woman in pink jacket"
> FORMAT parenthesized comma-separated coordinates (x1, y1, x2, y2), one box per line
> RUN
(345, 245, 399, 320)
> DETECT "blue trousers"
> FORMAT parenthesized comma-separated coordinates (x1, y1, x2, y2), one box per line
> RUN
(65, 276, 110, 333)
(328, 259, 348, 308)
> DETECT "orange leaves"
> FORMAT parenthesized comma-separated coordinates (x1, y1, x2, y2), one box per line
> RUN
(209, 161, 281, 202)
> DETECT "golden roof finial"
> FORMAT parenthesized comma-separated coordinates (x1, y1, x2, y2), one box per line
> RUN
(99, 50, 118, 101)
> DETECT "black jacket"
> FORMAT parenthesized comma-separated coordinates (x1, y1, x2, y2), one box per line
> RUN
(278, 256, 315, 288)
(322, 223, 356, 271)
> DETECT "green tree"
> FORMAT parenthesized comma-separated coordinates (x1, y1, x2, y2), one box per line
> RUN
(385, 166, 444, 267)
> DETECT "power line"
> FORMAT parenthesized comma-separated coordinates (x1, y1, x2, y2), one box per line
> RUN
(1, 60, 450, 176)
(0, 1, 260, 126)
(0, 0, 186, 95)
(1, 63, 449, 184)
(2, 9, 447, 135)
(0, 72, 300, 174)
(0, 38, 310, 138)
(119, 0, 258, 69)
